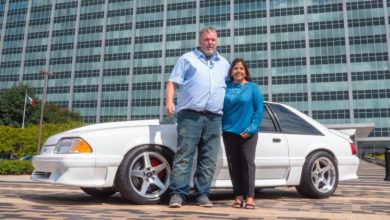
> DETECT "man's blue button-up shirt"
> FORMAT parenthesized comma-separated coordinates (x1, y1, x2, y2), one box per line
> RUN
(169, 48, 230, 115)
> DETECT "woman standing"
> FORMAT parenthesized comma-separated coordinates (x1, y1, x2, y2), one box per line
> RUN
(222, 58, 264, 209)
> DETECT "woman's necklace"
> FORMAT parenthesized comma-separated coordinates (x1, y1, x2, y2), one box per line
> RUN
(230, 83, 246, 103)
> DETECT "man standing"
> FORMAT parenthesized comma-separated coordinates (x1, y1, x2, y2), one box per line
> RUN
(165, 26, 230, 208)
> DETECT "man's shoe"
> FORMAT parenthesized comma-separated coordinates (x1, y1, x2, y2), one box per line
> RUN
(169, 194, 183, 208)
(196, 195, 213, 207)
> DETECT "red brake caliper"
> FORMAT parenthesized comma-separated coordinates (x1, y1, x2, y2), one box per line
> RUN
(151, 158, 165, 179)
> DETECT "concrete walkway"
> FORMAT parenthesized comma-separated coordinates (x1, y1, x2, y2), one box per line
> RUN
(0, 160, 389, 219)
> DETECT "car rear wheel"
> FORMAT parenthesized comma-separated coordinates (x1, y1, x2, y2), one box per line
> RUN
(296, 151, 338, 198)
(116, 145, 173, 204)
(80, 187, 116, 198)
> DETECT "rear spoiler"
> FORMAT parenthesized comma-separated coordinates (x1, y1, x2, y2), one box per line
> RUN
(329, 129, 355, 142)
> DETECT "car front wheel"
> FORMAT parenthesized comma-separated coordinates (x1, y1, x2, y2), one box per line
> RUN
(296, 151, 338, 198)
(116, 145, 173, 204)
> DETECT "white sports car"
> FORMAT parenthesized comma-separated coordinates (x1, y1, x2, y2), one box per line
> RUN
(32, 102, 359, 204)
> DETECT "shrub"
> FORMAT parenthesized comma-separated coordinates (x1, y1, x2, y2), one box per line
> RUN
(0, 160, 33, 175)
(0, 121, 83, 159)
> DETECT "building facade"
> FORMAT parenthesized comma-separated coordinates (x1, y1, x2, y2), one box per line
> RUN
(1, 0, 390, 150)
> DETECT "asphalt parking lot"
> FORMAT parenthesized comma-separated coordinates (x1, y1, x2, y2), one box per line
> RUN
(0, 160, 389, 220)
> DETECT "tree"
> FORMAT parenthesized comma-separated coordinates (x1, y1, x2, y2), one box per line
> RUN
(0, 84, 81, 127)
(0, 84, 39, 127)
(44, 104, 81, 123)
(0, 84, 83, 159)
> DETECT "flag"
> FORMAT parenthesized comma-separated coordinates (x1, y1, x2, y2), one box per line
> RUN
(27, 96, 35, 107)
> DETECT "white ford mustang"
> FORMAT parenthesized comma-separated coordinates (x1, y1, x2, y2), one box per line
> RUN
(32, 102, 359, 204)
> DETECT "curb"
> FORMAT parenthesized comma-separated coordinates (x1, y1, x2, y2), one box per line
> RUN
(0, 175, 32, 182)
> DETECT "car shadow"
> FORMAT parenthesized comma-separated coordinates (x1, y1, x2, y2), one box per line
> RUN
(20, 191, 131, 206)
(19, 186, 305, 207)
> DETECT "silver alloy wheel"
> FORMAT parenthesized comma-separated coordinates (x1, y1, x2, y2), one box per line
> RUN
(310, 156, 336, 193)
(128, 151, 171, 199)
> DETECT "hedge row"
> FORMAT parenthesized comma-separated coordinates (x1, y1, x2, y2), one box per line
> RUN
(0, 160, 33, 175)
(0, 121, 82, 160)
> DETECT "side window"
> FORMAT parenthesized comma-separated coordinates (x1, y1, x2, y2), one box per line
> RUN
(259, 107, 277, 132)
(269, 103, 323, 135)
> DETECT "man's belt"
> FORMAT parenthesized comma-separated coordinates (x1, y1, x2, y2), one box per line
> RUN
(181, 109, 219, 115)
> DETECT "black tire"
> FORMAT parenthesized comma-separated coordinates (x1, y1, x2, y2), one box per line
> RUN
(295, 151, 338, 199)
(80, 187, 116, 198)
(116, 145, 174, 204)
(255, 188, 263, 193)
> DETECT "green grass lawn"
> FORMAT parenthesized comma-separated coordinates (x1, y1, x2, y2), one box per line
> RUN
(366, 153, 385, 160)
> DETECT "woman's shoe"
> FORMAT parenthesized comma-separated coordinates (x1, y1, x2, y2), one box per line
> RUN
(244, 203, 255, 209)
(231, 201, 243, 208)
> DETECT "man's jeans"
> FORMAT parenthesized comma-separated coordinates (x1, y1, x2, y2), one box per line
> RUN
(169, 110, 221, 199)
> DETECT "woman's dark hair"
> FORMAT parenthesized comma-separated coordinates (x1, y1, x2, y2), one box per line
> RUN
(228, 58, 251, 82)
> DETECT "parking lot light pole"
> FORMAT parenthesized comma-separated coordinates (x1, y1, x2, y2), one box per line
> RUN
(37, 69, 52, 154)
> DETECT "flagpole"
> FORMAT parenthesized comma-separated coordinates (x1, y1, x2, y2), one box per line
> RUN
(22, 90, 27, 129)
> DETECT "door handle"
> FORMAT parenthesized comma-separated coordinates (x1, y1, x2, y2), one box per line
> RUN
(273, 138, 281, 143)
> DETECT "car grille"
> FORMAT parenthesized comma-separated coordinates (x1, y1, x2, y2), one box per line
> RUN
(33, 171, 51, 179)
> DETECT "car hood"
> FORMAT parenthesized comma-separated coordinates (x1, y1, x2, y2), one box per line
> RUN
(43, 119, 161, 146)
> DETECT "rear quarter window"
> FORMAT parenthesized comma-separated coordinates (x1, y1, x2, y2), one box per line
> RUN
(259, 107, 277, 132)
(269, 103, 323, 136)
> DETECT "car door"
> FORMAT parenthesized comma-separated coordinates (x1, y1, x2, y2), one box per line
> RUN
(213, 105, 291, 187)
(254, 105, 290, 186)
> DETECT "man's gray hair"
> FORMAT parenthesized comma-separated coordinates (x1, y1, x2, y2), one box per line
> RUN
(199, 26, 217, 37)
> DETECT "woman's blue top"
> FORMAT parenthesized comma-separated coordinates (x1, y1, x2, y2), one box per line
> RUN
(222, 81, 264, 136)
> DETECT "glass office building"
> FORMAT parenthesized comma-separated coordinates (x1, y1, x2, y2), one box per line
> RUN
(1, 0, 389, 150)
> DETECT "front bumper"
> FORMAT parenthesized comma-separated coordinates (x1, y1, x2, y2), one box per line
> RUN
(32, 154, 122, 187)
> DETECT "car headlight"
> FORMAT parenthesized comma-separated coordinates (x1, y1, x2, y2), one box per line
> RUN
(55, 138, 93, 154)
